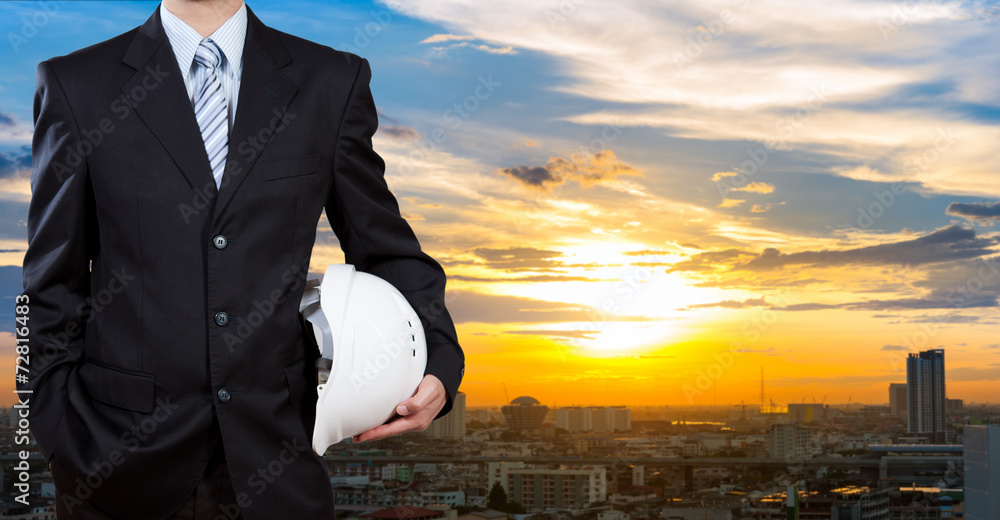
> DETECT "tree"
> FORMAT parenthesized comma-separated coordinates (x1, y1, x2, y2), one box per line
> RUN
(504, 501, 526, 514)
(488, 482, 508, 510)
(500, 431, 522, 442)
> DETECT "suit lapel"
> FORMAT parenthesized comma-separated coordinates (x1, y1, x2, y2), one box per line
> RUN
(214, 6, 298, 218)
(122, 8, 218, 195)
(121, 6, 298, 216)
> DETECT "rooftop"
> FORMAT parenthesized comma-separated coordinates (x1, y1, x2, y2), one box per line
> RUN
(362, 506, 446, 520)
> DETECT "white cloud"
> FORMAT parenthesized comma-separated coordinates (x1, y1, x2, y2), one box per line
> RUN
(420, 33, 477, 43)
(383, 0, 1000, 195)
(428, 42, 517, 56)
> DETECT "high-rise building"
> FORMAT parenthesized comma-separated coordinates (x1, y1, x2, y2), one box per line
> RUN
(554, 406, 631, 433)
(965, 425, 1000, 520)
(610, 406, 631, 431)
(556, 407, 591, 432)
(501, 396, 548, 431)
(768, 424, 814, 460)
(888, 383, 907, 417)
(590, 407, 610, 432)
(906, 349, 947, 443)
(426, 392, 466, 440)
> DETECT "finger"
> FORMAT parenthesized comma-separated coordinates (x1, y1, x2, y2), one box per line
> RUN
(397, 375, 444, 415)
(353, 417, 400, 442)
(355, 413, 427, 442)
(358, 395, 443, 442)
(354, 376, 447, 442)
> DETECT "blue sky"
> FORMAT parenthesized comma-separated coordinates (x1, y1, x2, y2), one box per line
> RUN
(1, 0, 999, 405)
(3, 1, 997, 239)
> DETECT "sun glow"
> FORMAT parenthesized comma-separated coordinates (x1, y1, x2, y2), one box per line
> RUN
(567, 319, 684, 356)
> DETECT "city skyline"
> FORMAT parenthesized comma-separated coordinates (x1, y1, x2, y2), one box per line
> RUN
(1, 1, 1000, 408)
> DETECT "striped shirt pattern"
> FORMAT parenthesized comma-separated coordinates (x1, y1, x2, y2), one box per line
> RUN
(160, 3, 247, 131)
(193, 40, 229, 188)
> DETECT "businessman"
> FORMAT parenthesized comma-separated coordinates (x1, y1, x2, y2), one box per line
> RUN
(20, 0, 464, 518)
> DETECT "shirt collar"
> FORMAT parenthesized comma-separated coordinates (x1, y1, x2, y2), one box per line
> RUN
(160, 2, 247, 78)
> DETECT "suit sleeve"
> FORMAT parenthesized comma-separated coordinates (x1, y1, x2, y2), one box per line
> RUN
(324, 58, 464, 419)
(18, 61, 96, 462)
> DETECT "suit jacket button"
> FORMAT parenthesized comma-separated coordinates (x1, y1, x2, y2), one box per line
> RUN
(218, 388, 231, 403)
(213, 235, 228, 249)
(214, 312, 230, 326)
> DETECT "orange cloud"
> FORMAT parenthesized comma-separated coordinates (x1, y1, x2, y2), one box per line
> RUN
(732, 182, 775, 194)
(499, 150, 640, 190)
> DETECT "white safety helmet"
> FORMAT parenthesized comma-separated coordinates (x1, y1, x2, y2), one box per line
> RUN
(299, 264, 427, 455)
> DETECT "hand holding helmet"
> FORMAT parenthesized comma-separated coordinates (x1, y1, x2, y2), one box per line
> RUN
(299, 264, 427, 455)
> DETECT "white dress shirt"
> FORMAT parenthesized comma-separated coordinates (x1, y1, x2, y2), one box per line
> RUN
(160, 3, 247, 130)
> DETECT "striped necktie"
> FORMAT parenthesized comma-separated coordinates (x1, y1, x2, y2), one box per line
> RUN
(193, 39, 228, 189)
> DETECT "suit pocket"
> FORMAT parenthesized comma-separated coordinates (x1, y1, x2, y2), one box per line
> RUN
(261, 154, 320, 181)
(80, 360, 156, 413)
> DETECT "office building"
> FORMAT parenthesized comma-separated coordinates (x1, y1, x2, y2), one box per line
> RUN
(554, 406, 631, 433)
(609, 406, 631, 431)
(591, 407, 611, 432)
(768, 424, 814, 460)
(787, 403, 827, 424)
(487, 462, 606, 512)
(906, 349, 947, 443)
(427, 392, 466, 440)
(501, 396, 548, 431)
(888, 383, 907, 417)
(556, 407, 591, 432)
(965, 425, 1000, 520)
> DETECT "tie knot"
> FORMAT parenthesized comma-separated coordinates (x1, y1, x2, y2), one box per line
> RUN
(194, 39, 222, 70)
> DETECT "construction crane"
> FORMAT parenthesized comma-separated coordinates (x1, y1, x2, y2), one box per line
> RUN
(760, 366, 765, 412)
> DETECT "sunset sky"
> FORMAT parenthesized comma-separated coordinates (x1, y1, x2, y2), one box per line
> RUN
(1, 0, 998, 408)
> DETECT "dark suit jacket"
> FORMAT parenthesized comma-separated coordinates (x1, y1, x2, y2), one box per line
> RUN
(19, 5, 464, 519)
